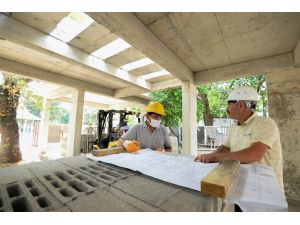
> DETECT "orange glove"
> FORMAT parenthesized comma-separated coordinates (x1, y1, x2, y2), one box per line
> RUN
(123, 140, 140, 153)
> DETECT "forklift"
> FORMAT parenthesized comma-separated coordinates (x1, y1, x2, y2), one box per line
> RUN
(92, 109, 141, 150)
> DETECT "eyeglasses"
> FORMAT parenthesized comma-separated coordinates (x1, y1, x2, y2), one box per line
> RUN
(227, 100, 237, 104)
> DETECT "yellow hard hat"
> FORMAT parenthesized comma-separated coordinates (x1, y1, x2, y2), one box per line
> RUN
(146, 102, 165, 116)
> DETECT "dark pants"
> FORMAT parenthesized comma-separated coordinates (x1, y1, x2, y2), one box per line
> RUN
(234, 204, 243, 212)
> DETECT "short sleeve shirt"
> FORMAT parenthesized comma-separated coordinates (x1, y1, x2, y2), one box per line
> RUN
(223, 112, 283, 187)
(122, 123, 171, 150)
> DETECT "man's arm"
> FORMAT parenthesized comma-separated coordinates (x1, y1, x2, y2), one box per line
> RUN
(194, 145, 230, 162)
(213, 145, 230, 154)
(195, 142, 269, 163)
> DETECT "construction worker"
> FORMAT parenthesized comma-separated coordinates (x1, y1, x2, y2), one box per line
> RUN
(194, 86, 283, 189)
(118, 101, 172, 152)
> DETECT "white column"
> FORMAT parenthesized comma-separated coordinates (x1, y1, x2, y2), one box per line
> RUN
(38, 98, 52, 153)
(181, 81, 198, 156)
(67, 89, 84, 157)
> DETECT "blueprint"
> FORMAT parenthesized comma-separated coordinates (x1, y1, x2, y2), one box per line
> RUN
(86, 148, 288, 211)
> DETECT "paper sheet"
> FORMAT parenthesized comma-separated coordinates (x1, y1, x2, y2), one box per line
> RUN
(87, 149, 288, 211)
(87, 149, 217, 191)
(225, 164, 288, 211)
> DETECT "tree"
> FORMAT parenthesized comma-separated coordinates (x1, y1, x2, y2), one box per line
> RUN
(222, 75, 267, 115)
(50, 102, 70, 124)
(22, 90, 43, 118)
(151, 88, 183, 127)
(0, 72, 30, 164)
(197, 85, 213, 126)
(151, 75, 267, 128)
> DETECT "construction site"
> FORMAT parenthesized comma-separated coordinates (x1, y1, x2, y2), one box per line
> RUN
(0, 10, 299, 216)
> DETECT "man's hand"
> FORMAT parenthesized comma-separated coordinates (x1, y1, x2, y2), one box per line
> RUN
(123, 140, 140, 153)
(194, 153, 222, 163)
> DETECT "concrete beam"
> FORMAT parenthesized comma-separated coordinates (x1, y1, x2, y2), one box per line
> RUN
(194, 53, 295, 84)
(52, 97, 110, 109)
(0, 13, 151, 91)
(109, 101, 146, 110)
(88, 13, 194, 83)
(0, 57, 114, 97)
(115, 78, 182, 98)
(152, 78, 182, 91)
(294, 40, 300, 67)
(120, 96, 149, 106)
(47, 86, 72, 99)
(114, 86, 148, 99)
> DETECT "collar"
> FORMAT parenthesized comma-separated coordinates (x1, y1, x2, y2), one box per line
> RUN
(238, 112, 258, 126)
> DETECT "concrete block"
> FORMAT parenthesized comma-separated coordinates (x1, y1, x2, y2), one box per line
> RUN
(0, 178, 63, 212)
(112, 175, 180, 208)
(37, 169, 107, 205)
(158, 188, 219, 212)
(108, 187, 162, 212)
(71, 160, 134, 185)
(48, 206, 72, 212)
(25, 159, 71, 176)
(67, 187, 160, 212)
(0, 165, 35, 185)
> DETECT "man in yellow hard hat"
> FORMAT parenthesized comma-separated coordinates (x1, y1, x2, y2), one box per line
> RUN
(118, 101, 172, 152)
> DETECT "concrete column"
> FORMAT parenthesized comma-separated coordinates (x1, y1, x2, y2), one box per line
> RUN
(67, 89, 84, 157)
(181, 81, 198, 156)
(38, 98, 52, 153)
(266, 68, 300, 203)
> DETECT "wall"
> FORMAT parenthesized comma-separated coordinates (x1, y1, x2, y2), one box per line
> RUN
(266, 68, 300, 202)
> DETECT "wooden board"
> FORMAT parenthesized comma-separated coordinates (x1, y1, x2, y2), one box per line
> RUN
(92, 146, 126, 157)
(201, 159, 240, 198)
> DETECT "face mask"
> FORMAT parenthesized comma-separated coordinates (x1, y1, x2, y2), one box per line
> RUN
(149, 118, 161, 128)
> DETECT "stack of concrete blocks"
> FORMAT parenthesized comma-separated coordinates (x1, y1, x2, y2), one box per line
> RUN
(0, 156, 222, 212)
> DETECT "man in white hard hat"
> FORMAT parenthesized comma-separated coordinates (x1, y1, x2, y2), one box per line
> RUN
(194, 86, 283, 189)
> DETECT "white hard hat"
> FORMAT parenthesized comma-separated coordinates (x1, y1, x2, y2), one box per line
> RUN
(227, 86, 259, 102)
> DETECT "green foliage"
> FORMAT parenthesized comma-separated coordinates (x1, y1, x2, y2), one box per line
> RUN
(20, 90, 43, 117)
(151, 88, 182, 127)
(221, 75, 267, 115)
(49, 102, 70, 124)
(83, 106, 98, 125)
(151, 75, 267, 127)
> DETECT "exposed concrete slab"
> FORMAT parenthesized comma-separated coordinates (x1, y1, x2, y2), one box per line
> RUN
(67, 187, 162, 212)
(7, 12, 68, 34)
(0, 165, 35, 185)
(69, 21, 117, 53)
(158, 188, 219, 212)
(194, 53, 294, 84)
(112, 174, 220, 212)
(0, 14, 152, 91)
(112, 175, 181, 207)
(25, 159, 71, 177)
(88, 13, 194, 82)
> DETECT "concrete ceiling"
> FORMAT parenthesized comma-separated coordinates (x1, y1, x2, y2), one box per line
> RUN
(0, 12, 299, 107)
